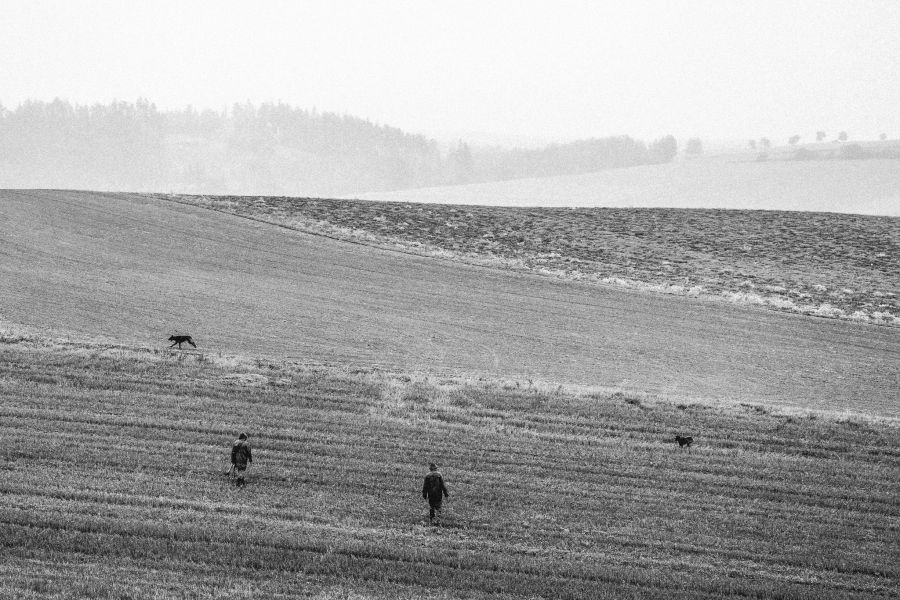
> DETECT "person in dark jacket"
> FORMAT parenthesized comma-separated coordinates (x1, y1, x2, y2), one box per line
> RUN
(422, 462, 449, 525)
(231, 432, 253, 487)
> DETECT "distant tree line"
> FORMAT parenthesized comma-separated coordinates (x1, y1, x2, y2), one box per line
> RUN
(463, 135, 678, 183)
(0, 99, 679, 195)
(747, 129, 898, 162)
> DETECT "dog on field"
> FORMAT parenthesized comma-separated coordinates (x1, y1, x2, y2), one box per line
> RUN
(168, 335, 196, 349)
(675, 435, 694, 449)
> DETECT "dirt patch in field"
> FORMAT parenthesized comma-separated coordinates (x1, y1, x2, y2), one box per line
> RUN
(161, 194, 900, 326)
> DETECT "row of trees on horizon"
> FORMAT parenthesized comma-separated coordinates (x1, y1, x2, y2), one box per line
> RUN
(0, 98, 679, 196)
(754, 131, 891, 149)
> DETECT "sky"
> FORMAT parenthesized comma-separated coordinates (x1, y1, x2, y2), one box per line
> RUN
(2, 1, 899, 146)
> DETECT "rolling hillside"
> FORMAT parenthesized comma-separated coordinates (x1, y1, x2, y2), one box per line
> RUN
(171, 194, 900, 326)
(1, 189, 897, 416)
(2, 189, 898, 599)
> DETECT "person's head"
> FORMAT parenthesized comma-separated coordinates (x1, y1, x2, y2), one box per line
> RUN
(429, 462, 437, 471)
(239, 432, 248, 440)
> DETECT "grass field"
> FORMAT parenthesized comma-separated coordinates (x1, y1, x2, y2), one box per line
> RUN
(1, 189, 898, 598)
(2, 190, 898, 417)
(1, 332, 898, 599)
(167, 193, 900, 326)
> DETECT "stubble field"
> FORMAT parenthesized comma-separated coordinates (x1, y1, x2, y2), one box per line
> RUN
(1, 334, 898, 599)
(1, 189, 898, 599)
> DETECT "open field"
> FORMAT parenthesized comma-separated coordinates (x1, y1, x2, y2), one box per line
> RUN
(0, 334, 898, 599)
(1, 190, 898, 416)
(349, 156, 900, 216)
(170, 192, 900, 326)
(1, 188, 898, 598)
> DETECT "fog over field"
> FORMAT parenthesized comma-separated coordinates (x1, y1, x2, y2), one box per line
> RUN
(351, 156, 900, 216)
(2, 2, 900, 206)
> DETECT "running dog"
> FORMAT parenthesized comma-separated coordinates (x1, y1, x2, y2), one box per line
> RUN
(168, 335, 197, 349)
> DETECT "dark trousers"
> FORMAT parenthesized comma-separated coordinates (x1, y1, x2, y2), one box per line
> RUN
(428, 496, 443, 522)
(234, 463, 249, 485)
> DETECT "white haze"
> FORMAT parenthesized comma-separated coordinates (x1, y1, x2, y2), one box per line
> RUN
(349, 157, 900, 216)
(2, 0, 899, 144)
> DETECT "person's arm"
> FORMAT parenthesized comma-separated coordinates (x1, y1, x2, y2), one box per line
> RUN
(440, 475, 449, 498)
(247, 444, 252, 463)
(422, 477, 428, 499)
(231, 443, 237, 465)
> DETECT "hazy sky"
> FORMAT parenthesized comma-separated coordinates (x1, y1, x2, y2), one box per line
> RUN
(2, 1, 899, 145)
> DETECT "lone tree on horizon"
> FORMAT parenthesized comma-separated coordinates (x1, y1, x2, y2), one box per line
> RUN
(788, 135, 801, 145)
(685, 137, 703, 156)
(838, 131, 849, 142)
(816, 131, 826, 142)
(880, 133, 888, 141)
(650, 135, 678, 162)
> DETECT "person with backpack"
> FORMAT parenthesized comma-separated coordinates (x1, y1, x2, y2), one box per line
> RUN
(231, 432, 253, 487)
(422, 462, 449, 525)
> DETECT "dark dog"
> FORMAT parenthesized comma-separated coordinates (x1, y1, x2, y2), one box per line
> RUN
(168, 335, 196, 349)
(675, 435, 693, 449)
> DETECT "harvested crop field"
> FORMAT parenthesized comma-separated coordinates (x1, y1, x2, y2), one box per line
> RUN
(1, 190, 898, 416)
(0, 338, 898, 599)
(168, 193, 900, 325)
(1, 187, 898, 599)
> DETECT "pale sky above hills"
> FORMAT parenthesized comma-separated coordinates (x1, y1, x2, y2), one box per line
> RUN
(2, 1, 899, 145)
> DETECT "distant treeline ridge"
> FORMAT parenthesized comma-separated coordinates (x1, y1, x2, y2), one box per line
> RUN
(0, 98, 678, 195)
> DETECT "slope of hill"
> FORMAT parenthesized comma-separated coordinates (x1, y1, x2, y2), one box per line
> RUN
(0, 335, 897, 599)
(1, 189, 897, 417)
(350, 156, 900, 216)
(169, 193, 900, 327)
(2, 190, 898, 599)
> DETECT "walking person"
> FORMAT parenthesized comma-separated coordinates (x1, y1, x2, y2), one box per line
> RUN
(422, 462, 449, 526)
(231, 432, 253, 488)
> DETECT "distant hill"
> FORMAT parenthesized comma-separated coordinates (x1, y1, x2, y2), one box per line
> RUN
(350, 154, 900, 216)
(750, 138, 900, 162)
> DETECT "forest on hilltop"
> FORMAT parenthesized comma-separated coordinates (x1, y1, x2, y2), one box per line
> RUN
(0, 98, 677, 196)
